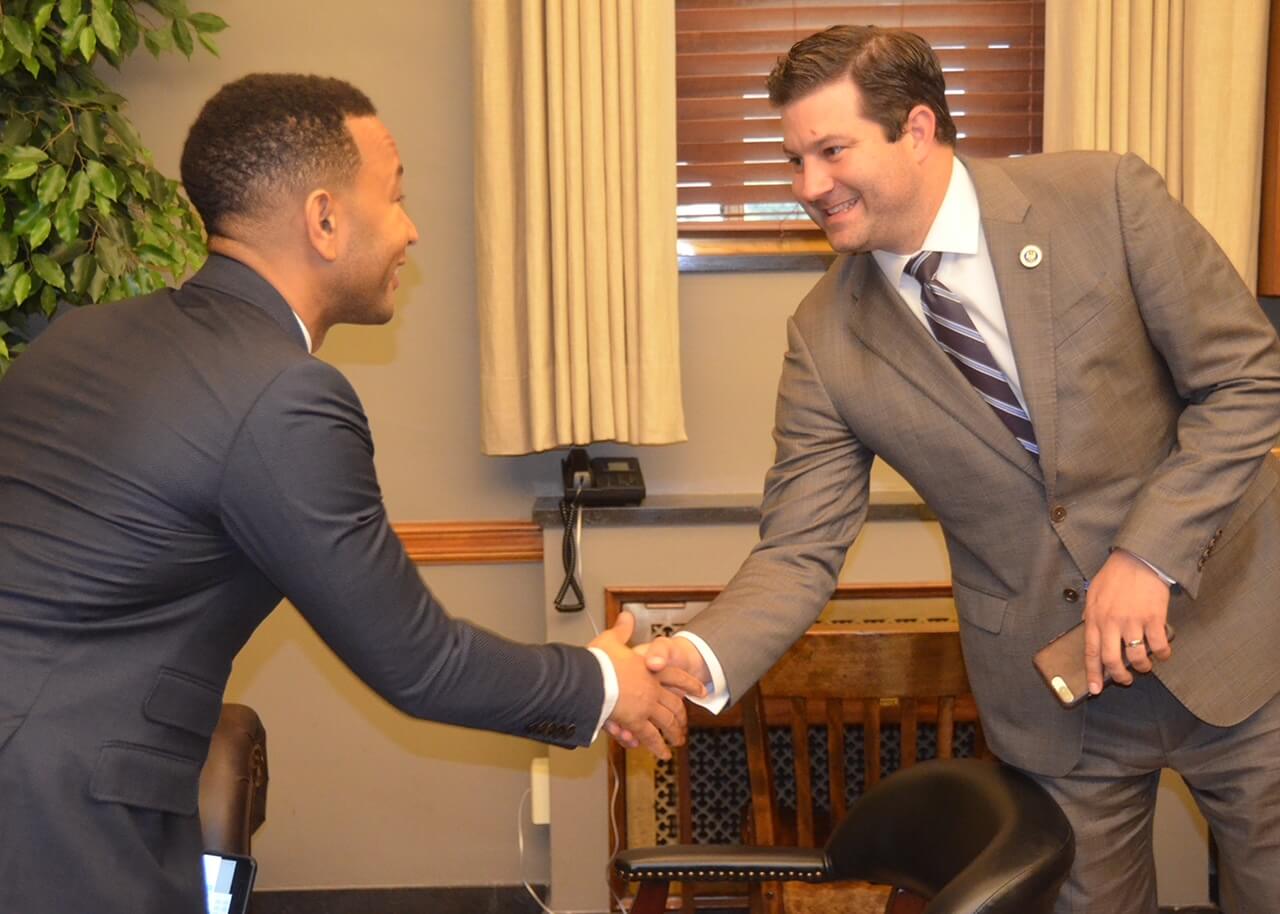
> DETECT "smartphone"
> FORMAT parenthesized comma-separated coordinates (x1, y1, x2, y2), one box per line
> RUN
(203, 851, 257, 914)
(1033, 622, 1175, 708)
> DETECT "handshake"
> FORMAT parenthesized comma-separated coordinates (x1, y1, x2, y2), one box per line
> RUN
(586, 611, 711, 760)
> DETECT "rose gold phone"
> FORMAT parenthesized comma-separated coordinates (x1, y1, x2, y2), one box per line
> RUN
(1033, 622, 1175, 707)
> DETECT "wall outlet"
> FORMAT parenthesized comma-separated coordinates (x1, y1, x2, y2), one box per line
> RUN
(530, 756, 551, 825)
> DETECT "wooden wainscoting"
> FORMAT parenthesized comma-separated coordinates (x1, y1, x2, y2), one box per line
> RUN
(392, 521, 542, 565)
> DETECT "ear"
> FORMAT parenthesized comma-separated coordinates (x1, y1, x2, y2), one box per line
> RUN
(903, 104, 938, 161)
(304, 189, 340, 261)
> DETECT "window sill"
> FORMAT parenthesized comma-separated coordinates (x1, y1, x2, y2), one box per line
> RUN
(677, 222, 835, 273)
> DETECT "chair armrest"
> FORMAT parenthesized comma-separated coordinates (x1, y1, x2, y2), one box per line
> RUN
(615, 845, 829, 883)
(199, 703, 269, 855)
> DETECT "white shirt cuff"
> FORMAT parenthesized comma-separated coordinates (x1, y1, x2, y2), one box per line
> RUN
(587, 646, 618, 740)
(674, 630, 730, 714)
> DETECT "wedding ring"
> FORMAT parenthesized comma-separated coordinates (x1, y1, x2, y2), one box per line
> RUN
(1125, 638, 1145, 648)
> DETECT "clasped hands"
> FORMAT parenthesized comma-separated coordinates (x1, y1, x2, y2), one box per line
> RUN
(588, 612, 711, 760)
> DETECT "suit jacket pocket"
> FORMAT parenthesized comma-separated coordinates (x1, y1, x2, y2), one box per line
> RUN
(0, 630, 54, 754)
(144, 668, 224, 739)
(90, 741, 202, 815)
(952, 579, 1009, 634)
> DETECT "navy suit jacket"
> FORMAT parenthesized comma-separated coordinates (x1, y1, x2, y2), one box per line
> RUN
(0, 255, 601, 913)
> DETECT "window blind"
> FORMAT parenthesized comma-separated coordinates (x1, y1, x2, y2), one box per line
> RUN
(676, 0, 1044, 228)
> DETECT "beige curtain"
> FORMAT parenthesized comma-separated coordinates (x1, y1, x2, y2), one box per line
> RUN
(1044, 0, 1270, 289)
(472, 0, 687, 455)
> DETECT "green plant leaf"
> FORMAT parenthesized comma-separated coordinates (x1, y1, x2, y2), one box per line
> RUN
(85, 160, 118, 200)
(1, 161, 39, 181)
(13, 202, 50, 236)
(105, 109, 143, 152)
(50, 127, 77, 166)
(54, 195, 80, 241)
(13, 268, 33, 305)
(2, 16, 36, 57)
(69, 251, 93, 293)
(7, 145, 50, 165)
(21, 54, 42, 78)
(60, 0, 85, 23)
(2, 114, 35, 146)
(0, 265, 24, 308)
(37, 162, 68, 204)
(86, 259, 109, 300)
(197, 31, 217, 56)
(77, 109, 103, 155)
(67, 170, 91, 210)
(33, 2, 58, 34)
(188, 12, 227, 33)
(0, 234, 17, 266)
(171, 17, 192, 57)
(0, 194, 6, 225)
(31, 252, 66, 289)
(78, 18, 96, 59)
(91, 0, 120, 53)
(143, 25, 171, 56)
(94, 233, 125, 276)
(27, 215, 53, 248)
(59, 12, 88, 57)
(40, 283, 59, 314)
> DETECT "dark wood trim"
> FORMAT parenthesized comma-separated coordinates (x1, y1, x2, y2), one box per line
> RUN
(605, 581, 953, 623)
(1260, 0, 1280, 294)
(393, 521, 542, 565)
(251, 885, 547, 914)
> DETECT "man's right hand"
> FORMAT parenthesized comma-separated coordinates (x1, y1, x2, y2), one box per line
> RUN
(636, 634, 710, 683)
(589, 612, 704, 760)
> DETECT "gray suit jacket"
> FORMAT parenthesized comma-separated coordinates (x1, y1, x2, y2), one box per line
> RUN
(686, 152, 1280, 776)
(0, 256, 602, 913)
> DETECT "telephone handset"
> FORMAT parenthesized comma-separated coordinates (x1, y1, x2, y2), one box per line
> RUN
(561, 447, 645, 506)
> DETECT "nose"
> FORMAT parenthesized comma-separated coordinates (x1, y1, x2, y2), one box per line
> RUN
(794, 159, 833, 205)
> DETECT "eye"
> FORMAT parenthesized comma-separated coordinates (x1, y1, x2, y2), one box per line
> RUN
(823, 145, 845, 159)
(786, 155, 802, 170)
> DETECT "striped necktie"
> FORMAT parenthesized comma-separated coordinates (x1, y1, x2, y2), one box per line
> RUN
(906, 250, 1039, 456)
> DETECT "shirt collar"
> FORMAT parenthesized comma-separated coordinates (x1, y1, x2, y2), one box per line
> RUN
(871, 157, 981, 288)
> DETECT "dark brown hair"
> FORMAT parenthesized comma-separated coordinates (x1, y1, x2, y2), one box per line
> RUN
(766, 25, 957, 146)
(180, 74, 377, 234)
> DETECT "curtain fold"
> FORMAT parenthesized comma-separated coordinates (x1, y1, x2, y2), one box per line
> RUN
(1044, 0, 1270, 290)
(473, 0, 686, 455)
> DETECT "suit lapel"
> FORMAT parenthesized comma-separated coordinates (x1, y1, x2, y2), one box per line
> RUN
(842, 250, 1043, 483)
(966, 157, 1058, 494)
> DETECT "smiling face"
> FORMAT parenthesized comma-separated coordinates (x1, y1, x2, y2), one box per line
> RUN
(329, 116, 418, 325)
(781, 78, 939, 255)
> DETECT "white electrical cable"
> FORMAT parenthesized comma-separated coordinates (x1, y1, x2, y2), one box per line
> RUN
(517, 788, 559, 914)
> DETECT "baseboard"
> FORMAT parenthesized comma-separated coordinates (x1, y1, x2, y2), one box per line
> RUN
(251, 885, 549, 914)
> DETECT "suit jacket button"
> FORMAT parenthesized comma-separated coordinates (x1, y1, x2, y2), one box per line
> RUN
(1051, 505, 1067, 522)
(565, 723, 576, 737)
(1062, 588, 1079, 603)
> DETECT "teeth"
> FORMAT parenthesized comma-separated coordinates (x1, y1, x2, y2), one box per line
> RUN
(826, 199, 857, 216)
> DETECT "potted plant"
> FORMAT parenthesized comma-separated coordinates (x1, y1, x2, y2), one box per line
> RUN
(0, 0, 226, 374)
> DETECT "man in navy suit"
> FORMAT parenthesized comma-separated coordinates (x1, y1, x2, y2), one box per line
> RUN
(0, 74, 698, 914)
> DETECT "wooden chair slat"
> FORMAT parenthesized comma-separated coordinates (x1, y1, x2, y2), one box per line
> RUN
(938, 695, 956, 759)
(900, 698, 918, 767)
(827, 698, 847, 822)
(790, 697, 814, 847)
(864, 698, 882, 789)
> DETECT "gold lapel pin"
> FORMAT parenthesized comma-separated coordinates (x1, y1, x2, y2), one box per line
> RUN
(1019, 244, 1043, 268)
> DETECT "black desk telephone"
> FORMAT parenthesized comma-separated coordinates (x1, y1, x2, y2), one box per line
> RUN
(560, 447, 645, 506)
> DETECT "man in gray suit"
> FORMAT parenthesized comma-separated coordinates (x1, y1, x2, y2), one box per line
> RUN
(638, 26, 1280, 912)
(0, 74, 698, 914)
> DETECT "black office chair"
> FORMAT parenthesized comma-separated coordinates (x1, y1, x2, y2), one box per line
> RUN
(199, 703, 269, 855)
(615, 758, 1074, 914)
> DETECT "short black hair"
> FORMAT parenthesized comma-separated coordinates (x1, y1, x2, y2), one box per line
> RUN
(180, 73, 377, 234)
(767, 26, 957, 146)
